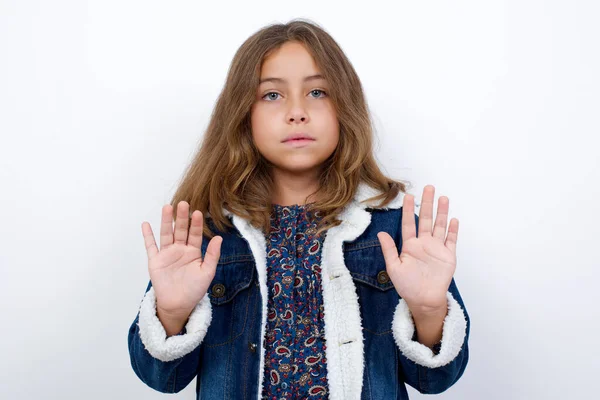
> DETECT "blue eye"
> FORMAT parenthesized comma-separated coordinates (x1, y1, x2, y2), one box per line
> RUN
(262, 89, 328, 101)
(263, 92, 281, 101)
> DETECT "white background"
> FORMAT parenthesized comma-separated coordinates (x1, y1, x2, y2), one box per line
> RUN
(1, 1, 599, 399)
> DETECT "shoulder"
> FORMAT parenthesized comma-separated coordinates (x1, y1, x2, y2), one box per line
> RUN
(201, 217, 252, 259)
(353, 181, 417, 210)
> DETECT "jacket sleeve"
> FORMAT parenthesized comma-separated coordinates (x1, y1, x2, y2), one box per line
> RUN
(127, 280, 213, 393)
(392, 211, 470, 394)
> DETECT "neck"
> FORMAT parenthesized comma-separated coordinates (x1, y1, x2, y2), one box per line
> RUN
(270, 167, 321, 206)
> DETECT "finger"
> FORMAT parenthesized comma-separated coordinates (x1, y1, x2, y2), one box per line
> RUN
(445, 218, 459, 253)
(187, 210, 204, 249)
(377, 231, 399, 268)
(201, 235, 223, 277)
(160, 204, 174, 250)
(402, 193, 417, 241)
(141, 222, 159, 259)
(174, 201, 190, 245)
(418, 185, 435, 237)
(432, 196, 449, 241)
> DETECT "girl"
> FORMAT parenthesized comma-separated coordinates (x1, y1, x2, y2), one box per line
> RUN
(128, 19, 470, 400)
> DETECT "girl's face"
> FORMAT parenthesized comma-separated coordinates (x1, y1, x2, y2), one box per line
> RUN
(250, 41, 339, 178)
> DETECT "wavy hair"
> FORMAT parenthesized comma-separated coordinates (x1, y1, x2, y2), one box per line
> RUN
(169, 18, 410, 239)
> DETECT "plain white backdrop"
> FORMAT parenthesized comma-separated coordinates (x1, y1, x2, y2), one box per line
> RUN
(1, 0, 599, 399)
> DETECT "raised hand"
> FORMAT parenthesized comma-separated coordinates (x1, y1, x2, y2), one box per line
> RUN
(141, 201, 223, 323)
(377, 185, 459, 316)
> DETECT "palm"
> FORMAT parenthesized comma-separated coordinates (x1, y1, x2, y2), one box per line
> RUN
(388, 233, 455, 310)
(141, 201, 223, 319)
(377, 185, 459, 314)
(148, 244, 213, 316)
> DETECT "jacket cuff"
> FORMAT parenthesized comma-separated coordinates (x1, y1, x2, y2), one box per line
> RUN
(392, 290, 467, 368)
(137, 286, 212, 362)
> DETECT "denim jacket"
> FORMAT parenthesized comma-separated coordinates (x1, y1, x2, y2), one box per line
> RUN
(128, 182, 470, 399)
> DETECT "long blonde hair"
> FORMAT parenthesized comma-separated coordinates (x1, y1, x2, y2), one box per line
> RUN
(170, 18, 410, 239)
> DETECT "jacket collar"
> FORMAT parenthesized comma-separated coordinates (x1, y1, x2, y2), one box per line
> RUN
(221, 181, 407, 219)
(222, 182, 406, 400)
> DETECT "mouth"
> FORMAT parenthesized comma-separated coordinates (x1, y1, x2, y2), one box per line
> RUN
(283, 138, 315, 147)
(282, 132, 315, 142)
(283, 138, 315, 142)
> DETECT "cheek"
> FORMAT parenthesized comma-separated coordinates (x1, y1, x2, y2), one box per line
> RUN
(250, 107, 269, 138)
(251, 105, 280, 130)
(249, 106, 262, 130)
(313, 101, 337, 121)
(250, 108, 277, 150)
(315, 104, 340, 135)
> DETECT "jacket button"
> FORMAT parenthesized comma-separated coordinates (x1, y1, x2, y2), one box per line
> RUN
(211, 283, 226, 298)
(248, 342, 257, 353)
(377, 270, 390, 284)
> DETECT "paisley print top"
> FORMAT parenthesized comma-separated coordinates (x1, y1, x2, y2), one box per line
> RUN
(261, 203, 329, 399)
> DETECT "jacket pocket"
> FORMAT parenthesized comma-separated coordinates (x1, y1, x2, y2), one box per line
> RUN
(343, 239, 399, 335)
(202, 254, 255, 347)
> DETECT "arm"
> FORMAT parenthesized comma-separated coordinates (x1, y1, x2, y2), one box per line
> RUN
(127, 280, 212, 393)
(392, 212, 470, 394)
(393, 277, 470, 394)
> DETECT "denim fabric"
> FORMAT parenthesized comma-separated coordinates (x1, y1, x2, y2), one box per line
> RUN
(128, 205, 470, 399)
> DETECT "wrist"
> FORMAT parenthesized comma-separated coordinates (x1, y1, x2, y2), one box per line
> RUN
(405, 295, 448, 318)
(156, 306, 190, 337)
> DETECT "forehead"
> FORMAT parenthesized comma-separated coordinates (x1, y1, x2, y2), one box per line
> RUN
(260, 41, 322, 79)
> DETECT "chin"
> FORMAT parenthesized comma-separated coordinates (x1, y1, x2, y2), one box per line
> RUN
(276, 161, 323, 173)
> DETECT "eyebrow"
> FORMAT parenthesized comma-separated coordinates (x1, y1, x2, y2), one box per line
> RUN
(259, 74, 326, 85)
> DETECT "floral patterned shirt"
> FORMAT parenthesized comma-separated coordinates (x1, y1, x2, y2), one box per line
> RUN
(261, 203, 329, 399)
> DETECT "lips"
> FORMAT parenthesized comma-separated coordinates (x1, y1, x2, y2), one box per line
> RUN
(282, 133, 315, 142)
(285, 138, 314, 142)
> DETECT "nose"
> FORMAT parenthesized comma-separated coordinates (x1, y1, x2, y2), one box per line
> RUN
(289, 115, 306, 123)
(286, 97, 309, 124)
(290, 116, 306, 122)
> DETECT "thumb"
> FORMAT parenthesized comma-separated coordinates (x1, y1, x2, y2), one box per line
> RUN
(377, 232, 399, 268)
(201, 236, 222, 277)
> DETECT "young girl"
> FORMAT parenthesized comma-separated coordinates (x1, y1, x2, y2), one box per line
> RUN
(128, 19, 470, 400)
